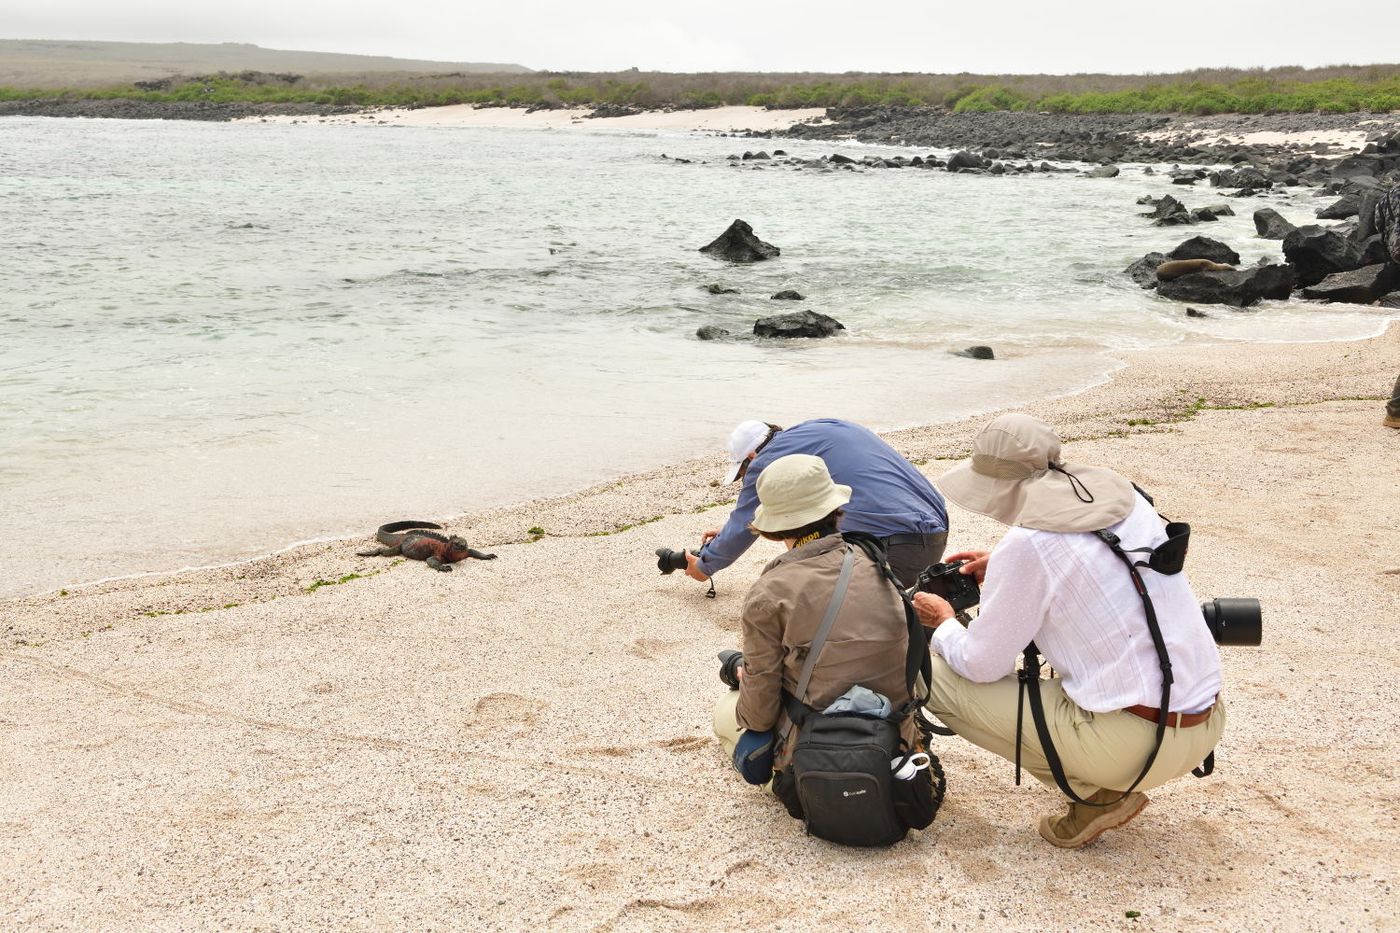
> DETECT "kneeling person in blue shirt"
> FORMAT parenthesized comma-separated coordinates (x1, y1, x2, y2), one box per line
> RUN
(685, 418, 950, 587)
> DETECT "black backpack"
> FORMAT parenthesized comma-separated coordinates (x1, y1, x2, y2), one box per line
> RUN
(772, 538, 945, 846)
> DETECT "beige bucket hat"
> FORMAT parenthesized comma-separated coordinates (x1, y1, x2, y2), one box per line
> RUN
(751, 454, 852, 533)
(938, 414, 1137, 532)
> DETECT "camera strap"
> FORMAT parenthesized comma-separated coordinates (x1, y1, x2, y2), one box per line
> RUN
(779, 545, 857, 743)
(1015, 527, 1174, 808)
(842, 532, 933, 718)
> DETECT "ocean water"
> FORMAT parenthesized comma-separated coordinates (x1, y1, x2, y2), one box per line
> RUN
(0, 116, 1393, 598)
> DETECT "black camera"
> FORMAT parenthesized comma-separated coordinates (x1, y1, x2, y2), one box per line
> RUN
(717, 649, 744, 689)
(655, 547, 692, 574)
(910, 561, 982, 613)
(1201, 598, 1262, 646)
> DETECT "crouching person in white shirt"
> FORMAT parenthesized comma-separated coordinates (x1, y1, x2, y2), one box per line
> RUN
(912, 413, 1225, 849)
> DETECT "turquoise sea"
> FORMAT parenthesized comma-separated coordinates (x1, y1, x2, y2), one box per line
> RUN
(0, 116, 1393, 597)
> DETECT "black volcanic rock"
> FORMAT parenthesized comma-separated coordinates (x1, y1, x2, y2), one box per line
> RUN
(1124, 251, 1169, 288)
(770, 289, 805, 300)
(953, 345, 996, 359)
(1156, 264, 1296, 306)
(946, 150, 983, 171)
(1253, 207, 1297, 240)
(1300, 264, 1398, 304)
(753, 310, 845, 338)
(1142, 194, 1189, 224)
(1210, 166, 1271, 189)
(1282, 225, 1366, 287)
(1316, 194, 1360, 220)
(699, 219, 780, 263)
(696, 325, 732, 340)
(1167, 236, 1241, 266)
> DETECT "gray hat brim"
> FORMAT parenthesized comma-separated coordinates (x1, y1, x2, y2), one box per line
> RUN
(938, 458, 1136, 533)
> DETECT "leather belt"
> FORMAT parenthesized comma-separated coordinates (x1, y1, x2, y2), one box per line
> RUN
(880, 533, 945, 547)
(1125, 704, 1214, 728)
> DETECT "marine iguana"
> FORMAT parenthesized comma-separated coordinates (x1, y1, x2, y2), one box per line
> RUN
(356, 520, 497, 572)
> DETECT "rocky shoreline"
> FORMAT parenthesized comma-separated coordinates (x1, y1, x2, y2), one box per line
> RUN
(0, 98, 365, 121)
(776, 107, 1400, 165)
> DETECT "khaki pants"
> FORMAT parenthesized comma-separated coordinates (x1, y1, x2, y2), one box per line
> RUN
(926, 656, 1225, 799)
(712, 690, 744, 759)
(712, 691, 777, 794)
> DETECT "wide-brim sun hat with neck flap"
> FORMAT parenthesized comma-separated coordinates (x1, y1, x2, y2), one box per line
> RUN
(938, 413, 1137, 533)
(751, 454, 852, 533)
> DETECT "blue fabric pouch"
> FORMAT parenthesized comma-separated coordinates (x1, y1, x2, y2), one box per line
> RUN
(733, 729, 775, 785)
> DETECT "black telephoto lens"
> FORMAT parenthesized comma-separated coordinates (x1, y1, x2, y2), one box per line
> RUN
(717, 650, 744, 689)
(1201, 598, 1262, 646)
(655, 547, 689, 574)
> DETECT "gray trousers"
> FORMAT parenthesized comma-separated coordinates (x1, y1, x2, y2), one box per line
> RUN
(883, 532, 948, 590)
(1389, 374, 1400, 419)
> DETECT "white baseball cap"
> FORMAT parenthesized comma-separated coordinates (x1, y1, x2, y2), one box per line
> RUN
(722, 420, 773, 484)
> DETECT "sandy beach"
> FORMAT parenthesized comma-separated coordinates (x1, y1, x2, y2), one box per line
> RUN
(3, 324, 1399, 930)
(240, 104, 828, 132)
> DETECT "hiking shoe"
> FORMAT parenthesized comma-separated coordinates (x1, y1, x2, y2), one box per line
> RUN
(1038, 790, 1149, 849)
(1385, 414, 1400, 429)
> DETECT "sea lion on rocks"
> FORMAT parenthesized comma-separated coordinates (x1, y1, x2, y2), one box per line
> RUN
(1155, 259, 1235, 281)
(356, 521, 497, 572)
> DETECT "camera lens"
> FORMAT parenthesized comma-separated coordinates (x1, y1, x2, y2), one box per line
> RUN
(1201, 598, 1262, 646)
(717, 650, 744, 689)
(655, 547, 689, 574)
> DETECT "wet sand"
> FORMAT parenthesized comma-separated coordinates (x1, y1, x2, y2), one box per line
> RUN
(3, 325, 1398, 930)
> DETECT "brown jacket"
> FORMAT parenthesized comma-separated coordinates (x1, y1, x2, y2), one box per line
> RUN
(735, 534, 920, 768)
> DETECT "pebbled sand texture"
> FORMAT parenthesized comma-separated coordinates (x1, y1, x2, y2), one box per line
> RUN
(2, 325, 1398, 931)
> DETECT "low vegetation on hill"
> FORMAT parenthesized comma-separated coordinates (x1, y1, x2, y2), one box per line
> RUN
(2, 65, 1399, 114)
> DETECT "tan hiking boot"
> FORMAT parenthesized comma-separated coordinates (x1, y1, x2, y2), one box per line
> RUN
(1385, 414, 1400, 429)
(1038, 789, 1149, 849)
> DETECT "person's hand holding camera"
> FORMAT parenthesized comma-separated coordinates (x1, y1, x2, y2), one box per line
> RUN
(684, 550, 711, 582)
(944, 549, 991, 584)
(912, 591, 956, 630)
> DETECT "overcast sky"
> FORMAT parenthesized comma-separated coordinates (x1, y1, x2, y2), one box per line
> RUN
(9, 1, 1400, 73)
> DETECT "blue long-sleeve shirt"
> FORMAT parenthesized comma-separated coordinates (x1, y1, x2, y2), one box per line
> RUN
(697, 419, 949, 576)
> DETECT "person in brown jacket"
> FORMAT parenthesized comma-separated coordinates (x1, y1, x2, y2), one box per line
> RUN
(712, 454, 920, 783)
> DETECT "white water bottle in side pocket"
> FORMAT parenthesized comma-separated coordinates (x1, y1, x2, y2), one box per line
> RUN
(892, 752, 931, 781)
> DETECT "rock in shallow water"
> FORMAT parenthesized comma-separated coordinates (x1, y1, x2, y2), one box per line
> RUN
(1156, 264, 1296, 307)
(699, 219, 780, 263)
(1124, 251, 1169, 289)
(1168, 236, 1241, 266)
(1084, 164, 1120, 178)
(1282, 225, 1366, 287)
(753, 310, 845, 338)
(1253, 207, 1297, 240)
(696, 325, 732, 340)
(1315, 194, 1360, 220)
(1300, 264, 1398, 304)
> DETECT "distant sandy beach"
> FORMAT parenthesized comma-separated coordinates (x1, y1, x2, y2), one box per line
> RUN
(3, 322, 1397, 929)
(1137, 124, 1372, 150)
(239, 104, 828, 133)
